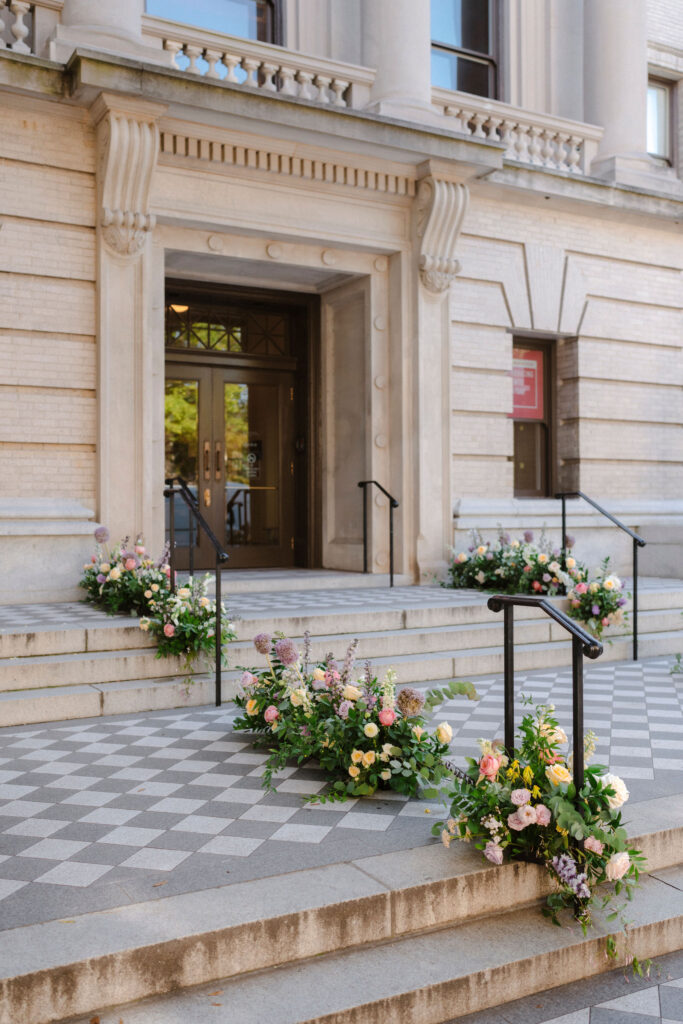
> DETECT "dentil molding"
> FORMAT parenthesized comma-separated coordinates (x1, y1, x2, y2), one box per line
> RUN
(415, 175, 469, 294)
(91, 93, 167, 258)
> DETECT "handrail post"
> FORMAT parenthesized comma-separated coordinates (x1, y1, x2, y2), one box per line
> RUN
(215, 551, 222, 707)
(189, 517, 195, 579)
(561, 493, 567, 567)
(389, 500, 394, 588)
(168, 486, 176, 595)
(633, 537, 638, 662)
(503, 604, 514, 754)
(362, 483, 368, 574)
(572, 635, 584, 791)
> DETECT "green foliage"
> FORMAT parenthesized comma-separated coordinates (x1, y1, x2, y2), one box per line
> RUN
(80, 535, 170, 616)
(566, 557, 629, 640)
(423, 679, 480, 712)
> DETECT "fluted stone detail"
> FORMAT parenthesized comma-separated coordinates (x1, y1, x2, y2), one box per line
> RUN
(415, 177, 469, 294)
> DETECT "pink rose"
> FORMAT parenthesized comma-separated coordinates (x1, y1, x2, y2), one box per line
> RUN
(91, 555, 97, 563)
(523, 565, 531, 573)
(507, 812, 526, 831)
(379, 708, 396, 727)
(240, 671, 258, 690)
(532, 580, 542, 592)
(511, 788, 531, 806)
(264, 705, 279, 723)
(163, 623, 175, 638)
(575, 582, 588, 594)
(125, 558, 137, 571)
(535, 804, 551, 826)
(572, 599, 581, 608)
(605, 851, 630, 881)
(135, 545, 145, 555)
(479, 754, 502, 780)
(584, 836, 604, 855)
(602, 617, 610, 627)
(484, 841, 503, 865)
(164, 566, 171, 577)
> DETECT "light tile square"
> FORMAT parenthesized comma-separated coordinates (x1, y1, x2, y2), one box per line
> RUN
(80, 807, 141, 826)
(0, 879, 28, 900)
(166, 760, 220, 773)
(147, 797, 206, 815)
(19, 837, 90, 860)
(172, 814, 233, 835)
(4, 818, 70, 838)
(0, 800, 53, 818)
(0, 784, 37, 800)
(199, 835, 264, 857)
(239, 804, 298, 824)
(93, 755, 143, 767)
(35, 861, 114, 887)
(98, 826, 165, 847)
(61, 790, 121, 807)
(337, 812, 393, 832)
(31, 761, 89, 776)
(111, 768, 163, 782)
(276, 779, 326, 795)
(269, 823, 332, 844)
(126, 782, 183, 797)
(45, 775, 100, 791)
(187, 773, 240, 789)
(211, 787, 265, 805)
(120, 848, 192, 871)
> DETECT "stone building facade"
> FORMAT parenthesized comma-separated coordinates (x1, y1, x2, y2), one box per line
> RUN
(0, 0, 681, 602)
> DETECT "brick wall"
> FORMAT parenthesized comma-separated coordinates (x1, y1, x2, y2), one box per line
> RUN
(0, 95, 97, 506)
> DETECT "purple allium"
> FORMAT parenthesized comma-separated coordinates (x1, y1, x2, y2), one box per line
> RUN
(501, 532, 511, 545)
(94, 526, 110, 544)
(523, 530, 534, 543)
(551, 854, 590, 898)
(591, 604, 600, 616)
(96, 573, 106, 583)
(396, 687, 426, 717)
(253, 633, 272, 655)
(303, 629, 311, 672)
(275, 637, 299, 666)
(468, 545, 475, 553)
(337, 700, 352, 720)
(564, 535, 575, 550)
(364, 659, 373, 689)
(486, 552, 493, 561)
(552, 548, 560, 558)
(617, 597, 627, 607)
(341, 638, 359, 684)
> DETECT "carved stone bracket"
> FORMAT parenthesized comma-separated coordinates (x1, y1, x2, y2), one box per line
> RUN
(415, 176, 469, 294)
(91, 94, 167, 259)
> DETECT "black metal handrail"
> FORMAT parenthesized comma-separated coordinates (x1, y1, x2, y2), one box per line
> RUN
(358, 480, 399, 587)
(487, 594, 604, 790)
(164, 476, 229, 707)
(556, 490, 646, 661)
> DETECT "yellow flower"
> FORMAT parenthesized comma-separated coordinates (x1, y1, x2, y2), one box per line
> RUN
(109, 568, 121, 581)
(144, 590, 152, 599)
(351, 749, 364, 764)
(151, 583, 159, 592)
(447, 818, 458, 834)
(538, 553, 548, 564)
(412, 726, 425, 741)
(362, 750, 376, 767)
(271, 722, 278, 732)
(546, 763, 572, 787)
(348, 764, 360, 778)
(364, 722, 379, 738)
(177, 587, 190, 599)
(100, 563, 111, 573)
(436, 722, 453, 744)
(556, 825, 569, 837)
(200, 597, 210, 607)
(289, 688, 306, 707)
(476, 545, 488, 556)
(245, 698, 258, 716)
(441, 829, 452, 848)
(380, 770, 391, 781)
(589, 582, 599, 593)
(312, 668, 325, 681)
(531, 785, 542, 799)
(506, 759, 520, 781)
(566, 557, 576, 569)
(343, 684, 362, 701)
(522, 765, 534, 786)
(139, 618, 150, 632)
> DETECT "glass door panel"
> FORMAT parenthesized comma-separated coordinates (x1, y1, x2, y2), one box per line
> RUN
(165, 378, 200, 553)
(224, 382, 281, 549)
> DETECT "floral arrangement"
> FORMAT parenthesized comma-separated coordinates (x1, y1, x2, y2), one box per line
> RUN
(566, 558, 629, 640)
(80, 527, 171, 615)
(140, 574, 235, 676)
(445, 529, 586, 597)
(233, 633, 478, 802)
(433, 701, 646, 952)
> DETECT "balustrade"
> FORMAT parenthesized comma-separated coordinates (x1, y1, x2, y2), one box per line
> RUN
(0, 0, 32, 53)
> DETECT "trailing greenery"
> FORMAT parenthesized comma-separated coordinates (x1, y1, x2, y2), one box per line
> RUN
(566, 557, 629, 640)
(445, 529, 587, 597)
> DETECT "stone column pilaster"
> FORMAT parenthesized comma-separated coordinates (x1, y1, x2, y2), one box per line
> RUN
(50, 0, 170, 64)
(91, 93, 167, 545)
(361, 0, 438, 123)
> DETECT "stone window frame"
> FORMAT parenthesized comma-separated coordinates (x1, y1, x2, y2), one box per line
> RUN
(145, 0, 283, 46)
(430, 0, 500, 100)
(646, 76, 675, 167)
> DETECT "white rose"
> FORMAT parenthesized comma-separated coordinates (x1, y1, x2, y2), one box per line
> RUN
(475, 571, 486, 584)
(364, 722, 379, 738)
(602, 772, 629, 809)
(436, 722, 453, 744)
(605, 851, 630, 881)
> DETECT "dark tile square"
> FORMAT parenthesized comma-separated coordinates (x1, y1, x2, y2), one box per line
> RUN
(660, 984, 683, 1021)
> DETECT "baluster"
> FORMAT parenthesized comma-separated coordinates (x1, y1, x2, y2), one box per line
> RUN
(541, 128, 557, 168)
(470, 112, 487, 138)
(514, 124, 531, 163)
(528, 125, 543, 165)
(242, 57, 260, 87)
(261, 61, 278, 91)
(296, 70, 316, 100)
(485, 116, 502, 142)
(499, 119, 517, 158)
(164, 40, 183, 68)
(314, 74, 332, 103)
(10, 0, 31, 53)
(204, 48, 222, 79)
(0, 1, 7, 49)
(184, 44, 202, 74)
(566, 134, 582, 173)
(223, 53, 241, 83)
(278, 65, 298, 95)
(330, 78, 348, 107)
(555, 131, 570, 172)
(459, 109, 475, 136)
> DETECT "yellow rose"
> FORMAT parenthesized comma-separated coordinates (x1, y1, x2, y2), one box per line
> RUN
(312, 668, 325, 681)
(436, 722, 453, 744)
(380, 769, 391, 781)
(362, 750, 376, 767)
(589, 582, 599, 593)
(476, 545, 487, 556)
(245, 698, 258, 716)
(412, 726, 424, 741)
(139, 618, 150, 632)
(290, 688, 305, 707)
(351, 749, 364, 764)
(109, 568, 121, 581)
(538, 553, 548, 564)
(546, 763, 572, 787)
(348, 765, 360, 778)
(343, 684, 362, 701)
(511, 540, 520, 548)
(144, 590, 152, 599)
(200, 597, 210, 607)
(271, 722, 278, 732)
(151, 583, 159, 592)
(566, 557, 576, 569)
(177, 587, 190, 599)
(100, 563, 111, 573)
(364, 722, 379, 738)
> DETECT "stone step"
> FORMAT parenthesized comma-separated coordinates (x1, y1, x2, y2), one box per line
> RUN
(8, 796, 681, 1024)
(0, 647, 183, 693)
(197, 569, 415, 594)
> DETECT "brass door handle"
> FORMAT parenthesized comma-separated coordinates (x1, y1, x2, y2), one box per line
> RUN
(215, 441, 222, 481)
(203, 441, 210, 480)
(203, 488, 211, 507)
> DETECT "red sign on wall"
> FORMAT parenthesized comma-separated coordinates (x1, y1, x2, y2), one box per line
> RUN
(512, 348, 544, 420)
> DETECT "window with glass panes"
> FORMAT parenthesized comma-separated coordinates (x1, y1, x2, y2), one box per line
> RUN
(647, 79, 672, 164)
(146, 0, 280, 45)
(431, 0, 498, 99)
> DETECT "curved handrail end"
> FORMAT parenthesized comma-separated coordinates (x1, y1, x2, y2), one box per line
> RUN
(487, 596, 505, 613)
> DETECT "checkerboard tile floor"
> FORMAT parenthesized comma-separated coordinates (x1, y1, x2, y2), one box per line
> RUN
(0, 656, 681, 932)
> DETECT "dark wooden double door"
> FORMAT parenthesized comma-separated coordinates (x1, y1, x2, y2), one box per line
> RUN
(164, 287, 310, 569)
